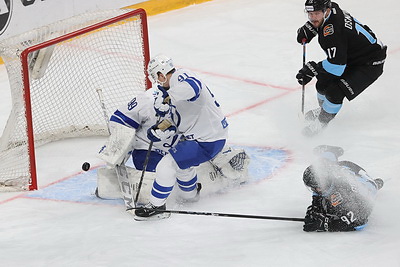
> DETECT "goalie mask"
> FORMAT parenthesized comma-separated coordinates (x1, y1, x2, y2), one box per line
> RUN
(147, 54, 175, 84)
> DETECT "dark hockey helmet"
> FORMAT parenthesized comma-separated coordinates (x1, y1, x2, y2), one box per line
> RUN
(303, 165, 333, 193)
(303, 166, 319, 188)
(305, 0, 332, 12)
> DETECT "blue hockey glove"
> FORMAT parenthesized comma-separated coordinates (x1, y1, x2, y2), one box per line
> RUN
(147, 122, 177, 142)
(296, 61, 319, 85)
(154, 85, 171, 117)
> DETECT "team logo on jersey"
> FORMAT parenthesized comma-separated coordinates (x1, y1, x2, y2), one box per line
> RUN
(127, 97, 138, 110)
(0, 0, 12, 35)
(329, 192, 343, 207)
(323, 24, 334, 37)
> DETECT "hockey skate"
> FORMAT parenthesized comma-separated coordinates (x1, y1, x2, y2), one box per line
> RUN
(134, 203, 171, 221)
(374, 178, 384, 190)
(313, 145, 344, 160)
(302, 118, 327, 137)
(304, 107, 321, 121)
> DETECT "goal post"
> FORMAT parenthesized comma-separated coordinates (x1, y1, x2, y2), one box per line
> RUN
(0, 8, 151, 191)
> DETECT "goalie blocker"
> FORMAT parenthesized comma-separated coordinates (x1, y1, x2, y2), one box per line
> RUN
(96, 146, 250, 204)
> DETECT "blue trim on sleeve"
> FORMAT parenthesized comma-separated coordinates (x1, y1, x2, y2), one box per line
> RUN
(110, 110, 140, 129)
(184, 77, 201, 101)
(355, 23, 376, 44)
(322, 59, 346, 76)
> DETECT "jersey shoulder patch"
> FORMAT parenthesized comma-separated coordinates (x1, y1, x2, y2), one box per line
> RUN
(323, 24, 335, 37)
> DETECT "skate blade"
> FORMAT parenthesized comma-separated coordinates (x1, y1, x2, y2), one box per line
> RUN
(133, 212, 171, 221)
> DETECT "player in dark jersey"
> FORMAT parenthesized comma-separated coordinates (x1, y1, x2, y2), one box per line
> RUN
(302, 145, 384, 232)
(296, 0, 387, 136)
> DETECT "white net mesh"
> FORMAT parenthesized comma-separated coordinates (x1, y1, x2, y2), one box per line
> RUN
(0, 9, 149, 191)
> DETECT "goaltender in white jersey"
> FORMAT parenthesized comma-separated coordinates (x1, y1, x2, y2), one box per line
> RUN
(97, 82, 250, 214)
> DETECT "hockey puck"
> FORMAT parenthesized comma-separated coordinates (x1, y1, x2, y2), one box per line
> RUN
(82, 162, 91, 171)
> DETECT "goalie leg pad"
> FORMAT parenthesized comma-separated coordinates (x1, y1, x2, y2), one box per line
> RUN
(211, 146, 250, 184)
(96, 166, 155, 203)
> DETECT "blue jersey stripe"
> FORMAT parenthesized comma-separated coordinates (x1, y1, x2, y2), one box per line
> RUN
(184, 77, 201, 101)
(177, 176, 197, 187)
(322, 59, 346, 76)
(110, 110, 140, 129)
(355, 23, 376, 44)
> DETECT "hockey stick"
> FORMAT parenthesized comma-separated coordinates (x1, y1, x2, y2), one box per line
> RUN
(134, 98, 173, 205)
(165, 209, 304, 221)
(96, 88, 134, 210)
(128, 207, 304, 222)
(133, 115, 161, 205)
(301, 39, 307, 115)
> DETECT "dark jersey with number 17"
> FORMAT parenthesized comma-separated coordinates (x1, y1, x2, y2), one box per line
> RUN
(317, 2, 386, 78)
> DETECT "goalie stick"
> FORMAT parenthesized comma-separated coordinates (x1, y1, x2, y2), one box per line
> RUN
(96, 88, 134, 210)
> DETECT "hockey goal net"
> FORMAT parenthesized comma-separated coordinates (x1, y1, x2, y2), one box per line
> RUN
(0, 8, 150, 191)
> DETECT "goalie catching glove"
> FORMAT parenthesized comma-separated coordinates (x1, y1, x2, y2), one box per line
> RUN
(98, 121, 136, 167)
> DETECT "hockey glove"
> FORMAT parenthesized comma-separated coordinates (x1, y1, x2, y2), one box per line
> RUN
(154, 85, 171, 117)
(303, 210, 332, 232)
(297, 22, 318, 44)
(147, 121, 177, 142)
(296, 61, 319, 85)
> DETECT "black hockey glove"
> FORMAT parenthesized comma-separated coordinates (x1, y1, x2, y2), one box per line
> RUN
(303, 210, 332, 232)
(296, 61, 319, 85)
(297, 21, 318, 44)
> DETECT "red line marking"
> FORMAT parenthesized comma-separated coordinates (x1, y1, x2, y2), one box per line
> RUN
(226, 90, 294, 117)
(183, 66, 303, 117)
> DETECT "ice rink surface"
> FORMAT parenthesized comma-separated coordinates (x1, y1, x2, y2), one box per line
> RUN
(0, 0, 399, 266)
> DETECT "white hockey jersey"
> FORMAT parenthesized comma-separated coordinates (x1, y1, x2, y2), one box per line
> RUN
(167, 68, 228, 142)
(110, 89, 177, 155)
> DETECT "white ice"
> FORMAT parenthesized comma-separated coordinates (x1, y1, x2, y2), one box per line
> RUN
(0, 0, 399, 266)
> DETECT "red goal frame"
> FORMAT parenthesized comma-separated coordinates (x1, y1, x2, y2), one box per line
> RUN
(19, 9, 150, 190)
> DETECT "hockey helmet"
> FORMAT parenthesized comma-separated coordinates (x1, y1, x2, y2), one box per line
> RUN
(305, 0, 332, 12)
(147, 54, 175, 84)
(303, 165, 333, 193)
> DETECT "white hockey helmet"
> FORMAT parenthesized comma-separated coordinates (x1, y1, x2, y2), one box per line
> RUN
(147, 54, 175, 84)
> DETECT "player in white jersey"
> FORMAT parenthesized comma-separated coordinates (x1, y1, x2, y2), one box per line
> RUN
(98, 88, 177, 172)
(97, 81, 248, 213)
(134, 54, 229, 220)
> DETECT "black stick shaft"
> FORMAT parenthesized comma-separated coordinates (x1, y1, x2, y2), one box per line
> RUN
(301, 40, 307, 114)
(134, 115, 162, 204)
(164, 209, 304, 222)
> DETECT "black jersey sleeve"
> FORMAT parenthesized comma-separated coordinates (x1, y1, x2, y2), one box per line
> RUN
(318, 4, 348, 78)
